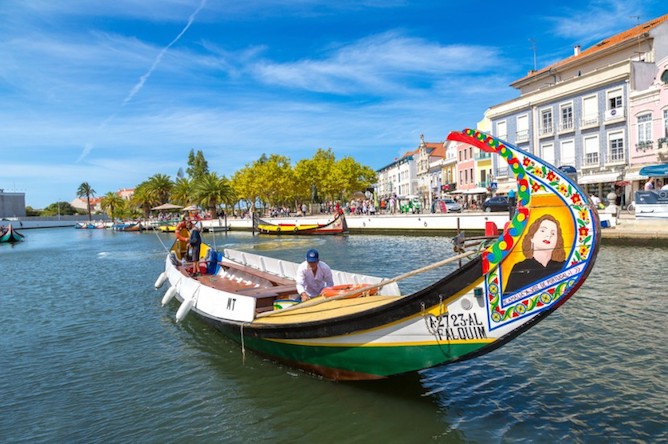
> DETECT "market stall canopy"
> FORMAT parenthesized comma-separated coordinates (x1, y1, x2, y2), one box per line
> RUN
(182, 205, 198, 211)
(151, 203, 183, 210)
(639, 164, 668, 177)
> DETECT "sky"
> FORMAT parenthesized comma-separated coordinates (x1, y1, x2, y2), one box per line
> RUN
(1, 0, 667, 209)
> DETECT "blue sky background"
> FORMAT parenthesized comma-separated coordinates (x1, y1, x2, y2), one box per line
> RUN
(1, 0, 666, 208)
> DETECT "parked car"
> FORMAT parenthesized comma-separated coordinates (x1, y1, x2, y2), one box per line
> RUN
(432, 198, 462, 213)
(482, 196, 510, 212)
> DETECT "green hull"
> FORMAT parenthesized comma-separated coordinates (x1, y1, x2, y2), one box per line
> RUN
(215, 325, 489, 379)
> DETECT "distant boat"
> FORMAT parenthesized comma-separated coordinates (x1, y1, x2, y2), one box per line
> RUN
(0, 224, 25, 243)
(253, 212, 348, 235)
(155, 129, 601, 380)
(113, 221, 143, 232)
(75, 222, 105, 229)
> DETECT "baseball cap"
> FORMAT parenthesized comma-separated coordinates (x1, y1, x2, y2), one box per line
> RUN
(306, 249, 319, 263)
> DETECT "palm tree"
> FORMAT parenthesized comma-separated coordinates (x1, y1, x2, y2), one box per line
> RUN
(193, 172, 234, 215)
(77, 182, 96, 221)
(131, 182, 154, 219)
(171, 177, 192, 206)
(100, 192, 125, 222)
(145, 174, 174, 206)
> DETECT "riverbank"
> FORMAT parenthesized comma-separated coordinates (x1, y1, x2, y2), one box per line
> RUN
(11, 211, 668, 241)
(222, 212, 668, 241)
(600, 212, 668, 242)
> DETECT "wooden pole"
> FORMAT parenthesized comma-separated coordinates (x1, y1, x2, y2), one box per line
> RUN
(255, 249, 476, 319)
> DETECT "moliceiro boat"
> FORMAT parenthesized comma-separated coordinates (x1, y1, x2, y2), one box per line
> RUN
(0, 224, 24, 243)
(156, 129, 601, 380)
(252, 211, 347, 235)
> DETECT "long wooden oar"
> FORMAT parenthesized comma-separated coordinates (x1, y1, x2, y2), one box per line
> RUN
(255, 249, 476, 319)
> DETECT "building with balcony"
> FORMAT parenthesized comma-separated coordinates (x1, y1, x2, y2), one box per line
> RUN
(376, 149, 419, 200)
(485, 14, 668, 205)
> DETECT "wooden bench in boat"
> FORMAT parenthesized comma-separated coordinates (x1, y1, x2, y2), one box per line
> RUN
(235, 285, 298, 312)
(220, 260, 295, 286)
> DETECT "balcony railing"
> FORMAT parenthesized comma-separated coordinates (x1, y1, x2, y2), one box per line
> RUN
(559, 120, 574, 132)
(636, 140, 654, 152)
(581, 116, 599, 127)
(539, 125, 553, 136)
(516, 130, 529, 143)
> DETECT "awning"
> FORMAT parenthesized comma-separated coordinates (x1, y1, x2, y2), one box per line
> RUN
(577, 172, 621, 185)
(624, 165, 649, 181)
(494, 181, 517, 195)
(462, 187, 489, 195)
(151, 203, 183, 210)
(639, 163, 668, 177)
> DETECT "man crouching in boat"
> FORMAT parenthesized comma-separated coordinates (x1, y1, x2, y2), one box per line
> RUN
(295, 249, 334, 302)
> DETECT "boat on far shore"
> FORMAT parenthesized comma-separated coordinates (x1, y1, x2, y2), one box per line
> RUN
(0, 224, 25, 243)
(253, 211, 347, 235)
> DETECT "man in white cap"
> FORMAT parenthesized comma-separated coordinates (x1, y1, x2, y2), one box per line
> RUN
(295, 249, 334, 302)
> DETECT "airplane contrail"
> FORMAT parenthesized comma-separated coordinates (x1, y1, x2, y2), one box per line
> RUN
(123, 0, 207, 105)
(78, 0, 207, 163)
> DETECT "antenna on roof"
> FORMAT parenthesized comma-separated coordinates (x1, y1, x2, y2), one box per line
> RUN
(630, 15, 643, 61)
(529, 38, 537, 72)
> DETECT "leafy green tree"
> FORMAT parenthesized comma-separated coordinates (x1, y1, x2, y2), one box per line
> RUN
(42, 201, 78, 216)
(231, 166, 257, 212)
(255, 154, 295, 207)
(100, 192, 126, 222)
(186, 149, 209, 181)
(25, 206, 40, 216)
(77, 182, 96, 221)
(332, 156, 377, 201)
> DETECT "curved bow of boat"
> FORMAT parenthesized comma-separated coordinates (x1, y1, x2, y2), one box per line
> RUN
(446, 128, 600, 327)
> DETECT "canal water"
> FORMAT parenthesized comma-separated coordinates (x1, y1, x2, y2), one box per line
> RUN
(1, 228, 666, 442)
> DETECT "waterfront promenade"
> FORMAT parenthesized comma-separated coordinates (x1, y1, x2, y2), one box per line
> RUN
(11, 211, 668, 240)
(600, 212, 668, 240)
(222, 211, 668, 241)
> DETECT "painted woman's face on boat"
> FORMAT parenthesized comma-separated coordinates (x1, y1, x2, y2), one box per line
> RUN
(531, 220, 558, 252)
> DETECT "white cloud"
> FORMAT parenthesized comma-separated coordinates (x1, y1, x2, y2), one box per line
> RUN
(252, 32, 504, 95)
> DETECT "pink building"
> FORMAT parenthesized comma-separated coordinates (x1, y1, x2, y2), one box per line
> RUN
(628, 54, 668, 193)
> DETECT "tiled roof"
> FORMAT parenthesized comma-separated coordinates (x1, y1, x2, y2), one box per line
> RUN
(516, 13, 668, 82)
(430, 144, 445, 158)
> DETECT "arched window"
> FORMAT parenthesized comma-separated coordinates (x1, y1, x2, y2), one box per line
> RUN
(661, 69, 668, 84)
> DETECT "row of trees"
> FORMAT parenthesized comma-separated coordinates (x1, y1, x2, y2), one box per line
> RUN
(53, 148, 376, 221)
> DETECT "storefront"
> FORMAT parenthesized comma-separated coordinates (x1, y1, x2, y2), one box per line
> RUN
(578, 172, 622, 206)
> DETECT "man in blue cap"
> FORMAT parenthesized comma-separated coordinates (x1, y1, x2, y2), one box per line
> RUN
(295, 249, 334, 302)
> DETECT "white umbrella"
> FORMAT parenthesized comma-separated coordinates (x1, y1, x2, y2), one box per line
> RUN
(151, 203, 183, 210)
(182, 205, 198, 211)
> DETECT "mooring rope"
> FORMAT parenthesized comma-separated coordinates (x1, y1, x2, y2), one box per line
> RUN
(153, 226, 171, 253)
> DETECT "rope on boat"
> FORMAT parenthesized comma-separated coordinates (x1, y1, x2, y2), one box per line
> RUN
(255, 249, 476, 319)
(240, 324, 246, 364)
(153, 227, 171, 253)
